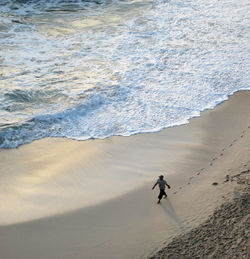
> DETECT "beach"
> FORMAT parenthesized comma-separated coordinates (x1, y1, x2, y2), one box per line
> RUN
(0, 90, 249, 258)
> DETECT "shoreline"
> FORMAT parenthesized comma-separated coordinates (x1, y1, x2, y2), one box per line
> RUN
(0, 90, 250, 259)
(0, 90, 247, 151)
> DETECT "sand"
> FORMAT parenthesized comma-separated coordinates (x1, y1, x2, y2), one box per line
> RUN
(0, 90, 250, 259)
(149, 173, 249, 258)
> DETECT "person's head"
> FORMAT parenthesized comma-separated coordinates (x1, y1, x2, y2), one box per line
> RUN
(159, 175, 164, 180)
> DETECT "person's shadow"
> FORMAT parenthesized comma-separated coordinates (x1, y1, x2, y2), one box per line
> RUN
(160, 198, 186, 232)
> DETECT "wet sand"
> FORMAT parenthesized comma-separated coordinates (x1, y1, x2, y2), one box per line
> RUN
(0, 90, 250, 259)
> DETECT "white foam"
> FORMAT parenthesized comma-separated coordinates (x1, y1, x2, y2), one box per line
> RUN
(0, 0, 249, 148)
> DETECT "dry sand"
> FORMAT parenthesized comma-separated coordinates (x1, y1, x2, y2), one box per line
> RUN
(0, 90, 250, 259)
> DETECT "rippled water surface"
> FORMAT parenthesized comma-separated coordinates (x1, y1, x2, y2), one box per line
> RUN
(0, 0, 249, 148)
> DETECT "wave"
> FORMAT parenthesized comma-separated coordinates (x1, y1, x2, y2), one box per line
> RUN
(0, 84, 130, 148)
(1, 0, 108, 6)
(1, 87, 247, 149)
(0, 0, 110, 13)
(1, 0, 249, 149)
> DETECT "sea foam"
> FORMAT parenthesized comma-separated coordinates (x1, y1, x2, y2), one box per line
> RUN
(0, 0, 249, 148)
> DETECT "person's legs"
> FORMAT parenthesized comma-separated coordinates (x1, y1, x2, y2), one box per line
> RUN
(157, 190, 165, 204)
(163, 190, 167, 199)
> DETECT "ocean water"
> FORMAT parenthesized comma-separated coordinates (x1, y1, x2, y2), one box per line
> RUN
(0, 0, 249, 149)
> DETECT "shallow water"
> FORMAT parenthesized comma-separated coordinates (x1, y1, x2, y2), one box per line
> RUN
(0, 0, 249, 148)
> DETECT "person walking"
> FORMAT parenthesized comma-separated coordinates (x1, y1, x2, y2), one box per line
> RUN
(152, 175, 171, 204)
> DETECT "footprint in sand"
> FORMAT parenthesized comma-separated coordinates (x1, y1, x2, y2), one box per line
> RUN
(220, 153, 224, 156)
(179, 187, 182, 190)
(212, 158, 217, 161)
(200, 168, 204, 171)
(210, 163, 213, 166)
(229, 144, 233, 147)
(233, 139, 237, 143)
(173, 191, 177, 195)
(197, 172, 200, 175)
(241, 135, 244, 138)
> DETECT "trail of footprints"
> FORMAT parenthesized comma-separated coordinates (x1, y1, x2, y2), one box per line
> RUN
(172, 125, 250, 195)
